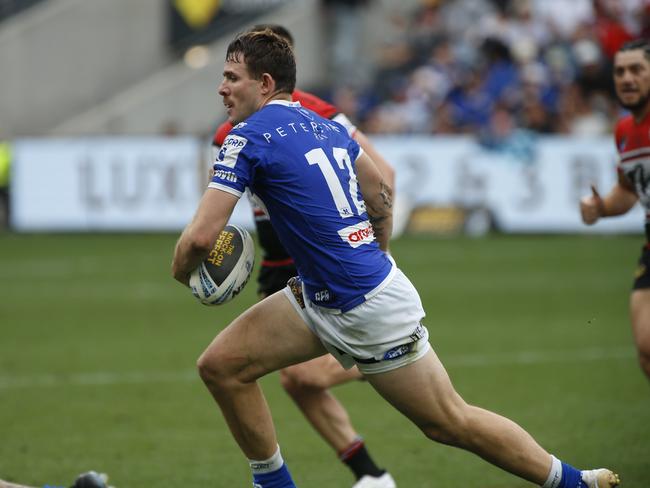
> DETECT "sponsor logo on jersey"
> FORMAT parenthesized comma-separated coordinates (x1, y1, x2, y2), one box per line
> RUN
(315, 289, 330, 302)
(219, 134, 248, 168)
(217, 145, 227, 161)
(213, 169, 238, 183)
(337, 220, 375, 248)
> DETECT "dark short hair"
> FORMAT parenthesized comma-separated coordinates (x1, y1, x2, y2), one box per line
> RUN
(618, 38, 650, 61)
(225, 30, 296, 95)
(249, 24, 294, 47)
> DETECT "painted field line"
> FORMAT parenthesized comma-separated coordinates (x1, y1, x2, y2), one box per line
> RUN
(0, 370, 197, 390)
(443, 345, 634, 368)
(0, 346, 635, 390)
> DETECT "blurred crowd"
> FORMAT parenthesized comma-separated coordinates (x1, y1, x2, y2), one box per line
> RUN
(326, 0, 650, 144)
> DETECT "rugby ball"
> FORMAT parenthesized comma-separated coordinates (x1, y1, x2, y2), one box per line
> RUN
(189, 224, 255, 305)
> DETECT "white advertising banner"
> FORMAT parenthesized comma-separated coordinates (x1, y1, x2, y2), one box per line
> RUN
(10, 137, 254, 232)
(371, 135, 644, 234)
(11, 137, 208, 231)
(9, 135, 643, 233)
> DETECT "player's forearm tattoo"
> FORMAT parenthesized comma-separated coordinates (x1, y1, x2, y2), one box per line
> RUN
(366, 182, 392, 219)
(367, 181, 393, 250)
(379, 182, 393, 209)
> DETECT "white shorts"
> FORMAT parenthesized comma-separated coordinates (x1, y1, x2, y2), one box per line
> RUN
(284, 268, 429, 375)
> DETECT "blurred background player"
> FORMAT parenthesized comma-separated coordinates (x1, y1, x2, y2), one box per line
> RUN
(580, 38, 650, 381)
(211, 24, 397, 488)
(0, 471, 111, 488)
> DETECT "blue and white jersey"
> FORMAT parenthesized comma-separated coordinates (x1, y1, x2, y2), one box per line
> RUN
(209, 100, 394, 311)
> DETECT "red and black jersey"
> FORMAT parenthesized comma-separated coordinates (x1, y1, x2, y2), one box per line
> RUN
(615, 111, 650, 221)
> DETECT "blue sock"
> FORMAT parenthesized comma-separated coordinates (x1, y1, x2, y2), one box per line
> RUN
(559, 462, 584, 488)
(252, 463, 296, 488)
(250, 446, 297, 488)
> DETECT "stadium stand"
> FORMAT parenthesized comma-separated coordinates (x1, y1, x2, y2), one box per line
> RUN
(342, 0, 650, 137)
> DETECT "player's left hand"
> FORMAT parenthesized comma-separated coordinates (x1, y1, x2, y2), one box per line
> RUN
(580, 185, 605, 225)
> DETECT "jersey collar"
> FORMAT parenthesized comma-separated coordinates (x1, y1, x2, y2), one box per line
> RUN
(266, 100, 301, 108)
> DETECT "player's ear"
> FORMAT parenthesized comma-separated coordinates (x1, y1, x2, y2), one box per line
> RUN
(260, 72, 276, 95)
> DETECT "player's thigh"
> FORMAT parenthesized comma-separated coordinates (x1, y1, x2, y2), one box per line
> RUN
(364, 348, 465, 428)
(630, 289, 650, 355)
(200, 291, 328, 382)
(282, 355, 362, 389)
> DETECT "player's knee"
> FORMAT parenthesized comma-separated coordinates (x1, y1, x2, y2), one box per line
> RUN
(279, 369, 298, 395)
(420, 423, 454, 445)
(197, 345, 238, 390)
(420, 417, 466, 446)
(418, 399, 472, 447)
(197, 350, 222, 387)
(280, 366, 326, 393)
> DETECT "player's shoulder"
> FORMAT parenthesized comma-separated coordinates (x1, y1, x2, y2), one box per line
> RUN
(221, 110, 289, 152)
(227, 117, 270, 140)
(292, 88, 339, 119)
(615, 113, 634, 133)
(614, 113, 634, 148)
(216, 120, 266, 163)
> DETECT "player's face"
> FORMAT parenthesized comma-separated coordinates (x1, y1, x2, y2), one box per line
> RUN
(218, 57, 264, 125)
(614, 49, 650, 115)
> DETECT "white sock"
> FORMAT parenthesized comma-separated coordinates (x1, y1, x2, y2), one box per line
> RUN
(249, 445, 284, 474)
(542, 455, 563, 488)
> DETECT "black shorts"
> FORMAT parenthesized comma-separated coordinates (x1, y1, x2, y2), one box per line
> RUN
(257, 263, 298, 298)
(633, 245, 650, 290)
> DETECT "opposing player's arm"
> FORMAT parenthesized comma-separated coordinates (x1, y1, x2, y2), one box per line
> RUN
(172, 188, 239, 286)
(580, 175, 638, 225)
(600, 178, 638, 216)
(356, 152, 393, 251)
(332, 111, 395, 190)
(353, 130, 395, 189)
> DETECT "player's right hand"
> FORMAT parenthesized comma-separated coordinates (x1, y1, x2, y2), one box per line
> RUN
(580, 185, 605, 225)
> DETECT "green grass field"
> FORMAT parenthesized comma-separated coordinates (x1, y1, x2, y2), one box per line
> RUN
(1, 233, 648, 487)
